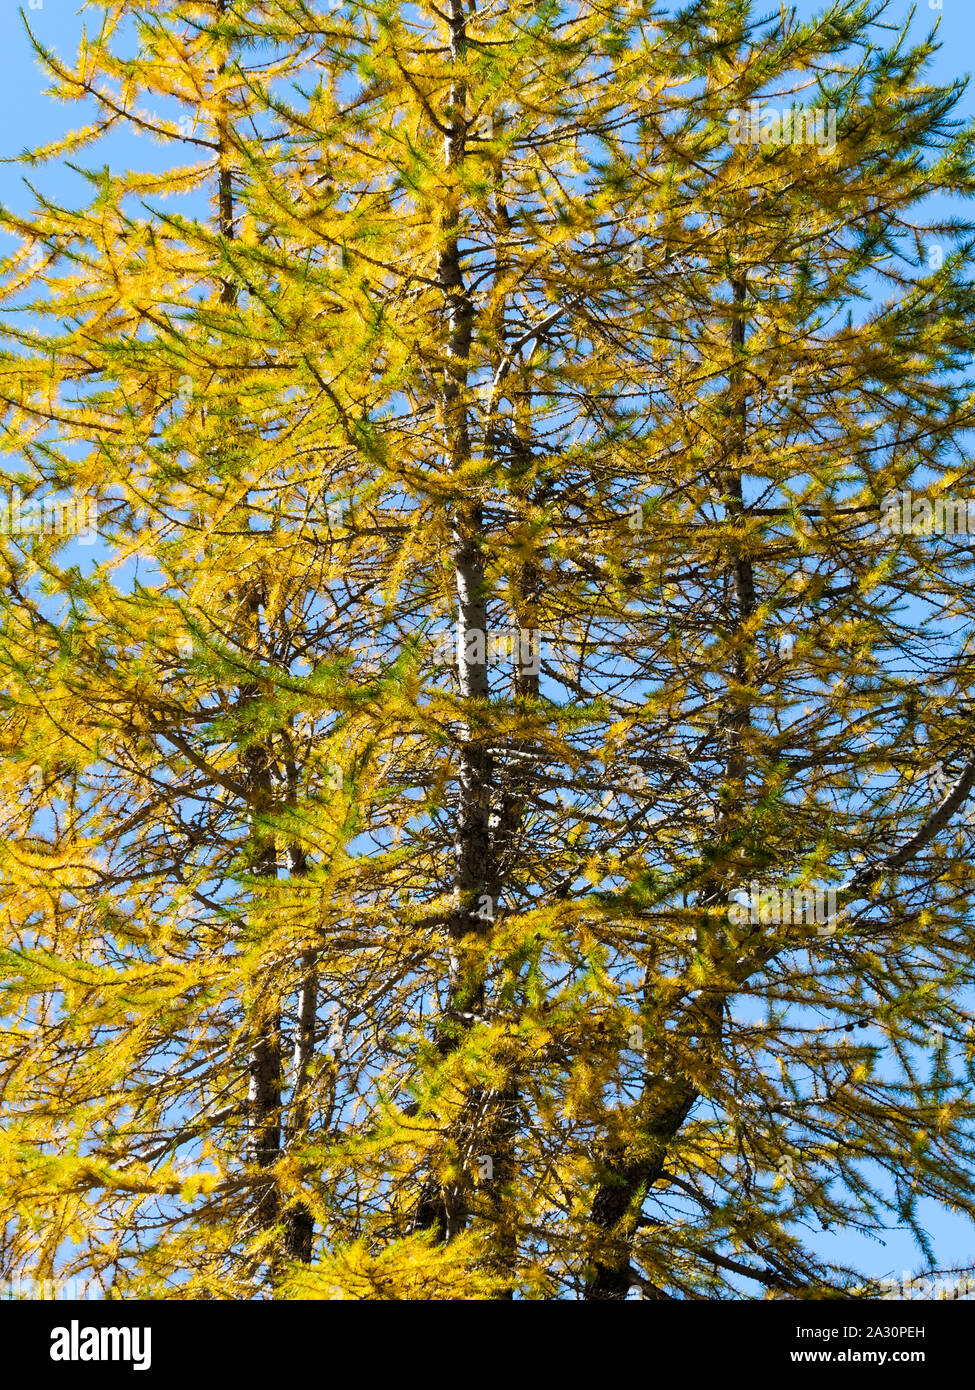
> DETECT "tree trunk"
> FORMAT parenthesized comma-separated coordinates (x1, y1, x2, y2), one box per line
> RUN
(584, 273, 753, 1299)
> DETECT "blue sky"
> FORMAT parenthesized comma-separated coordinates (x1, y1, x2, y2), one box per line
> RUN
(3, 0, 975, 1292)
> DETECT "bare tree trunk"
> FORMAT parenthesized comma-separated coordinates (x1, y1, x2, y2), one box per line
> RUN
(584, 1088, 698, 1300)
(283, 845, 316, 1263)
(239, 584, 283, 1254)
(213, 93, 288, 1263)
(414, 0, 498, 1244)
(478, 386, 540, 1295)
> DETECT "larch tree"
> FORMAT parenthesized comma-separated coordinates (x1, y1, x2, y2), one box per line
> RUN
(3, 0, 975, 1303)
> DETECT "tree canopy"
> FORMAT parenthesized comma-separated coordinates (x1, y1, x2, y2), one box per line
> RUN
(3, 0, 975, 1299)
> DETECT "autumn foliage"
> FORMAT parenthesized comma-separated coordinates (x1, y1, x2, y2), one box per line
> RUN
(3, 0, 975, 1299)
